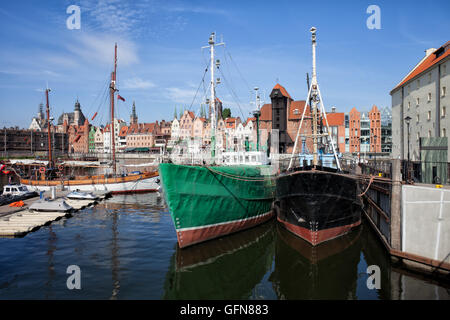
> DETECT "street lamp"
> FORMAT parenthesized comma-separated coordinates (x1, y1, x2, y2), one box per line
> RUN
(374, 135, 377, 172)
(404, 116, 412, 181)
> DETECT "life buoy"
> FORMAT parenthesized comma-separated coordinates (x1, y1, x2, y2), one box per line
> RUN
(58, 165, 64, 171)
(39, 167, 46, 174)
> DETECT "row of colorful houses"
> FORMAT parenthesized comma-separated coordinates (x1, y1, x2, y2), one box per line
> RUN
(28, 84, 390, 157)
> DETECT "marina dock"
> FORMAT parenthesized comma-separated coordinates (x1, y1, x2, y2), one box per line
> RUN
(0, 190, 111, 237)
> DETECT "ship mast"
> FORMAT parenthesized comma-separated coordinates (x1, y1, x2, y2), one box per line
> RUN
(288, 27, 341, 170)
(253, 87, 261, 151)
(110, 43, 117, 175)
(203, 32, 224, 164)
(45, 88, 53, 168)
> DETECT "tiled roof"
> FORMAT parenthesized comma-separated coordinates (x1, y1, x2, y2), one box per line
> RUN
(225, 117, 241, 129)
(391, 41, 450, 93)
(260, 104, 272, 121)
(119, 126, 128, 137)
(273, 83, 292, 99)
(288, 100, 309, 120)
(245, 117, 256, 125)
(324, 112, 345, 126)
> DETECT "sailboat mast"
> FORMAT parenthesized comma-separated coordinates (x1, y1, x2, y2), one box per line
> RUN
(110, 43, 117, 175)
(45, 88, 53, 168)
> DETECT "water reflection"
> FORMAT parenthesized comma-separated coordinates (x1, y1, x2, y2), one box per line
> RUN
(270, 224, 362, 299)
(163, 222, 275, 299)
(0, 193, 448, 300)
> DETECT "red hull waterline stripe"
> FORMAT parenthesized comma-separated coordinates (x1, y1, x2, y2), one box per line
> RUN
(176, 211, 275, 248)
(277, 217, 361, 246)
(111, 189, 158, 195)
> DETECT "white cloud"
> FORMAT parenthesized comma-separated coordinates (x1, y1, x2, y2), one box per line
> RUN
(122, 77, 156, 89)
(66, 33, 139, 66)
(166, 87, 198, 104)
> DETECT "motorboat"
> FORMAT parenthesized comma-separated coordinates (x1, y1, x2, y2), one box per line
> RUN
(66, 190, 99, 201)
(29, 198, 73, 213)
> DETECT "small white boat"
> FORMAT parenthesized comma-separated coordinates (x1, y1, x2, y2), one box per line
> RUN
(29, 198, 73, 213)
(66, 190, 99, 201)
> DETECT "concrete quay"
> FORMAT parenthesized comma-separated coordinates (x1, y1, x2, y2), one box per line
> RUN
(362, 159, 450, 280)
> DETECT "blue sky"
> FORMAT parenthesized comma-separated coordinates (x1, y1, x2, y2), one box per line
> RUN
(0, 0, 449, 128)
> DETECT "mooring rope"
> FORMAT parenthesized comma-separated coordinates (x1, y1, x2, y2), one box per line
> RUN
(358, 175, 375, 197)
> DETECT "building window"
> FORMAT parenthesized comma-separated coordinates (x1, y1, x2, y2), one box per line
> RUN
(428, 130, 431, 138)
(428, 92, 432, 102)
(416, 114, 419, 122)
(416, 97, 420, 106)
(442, 86, 447, 97)
(443, 64, 447, 76)
(407, 101, 411, 110)
(427, 111, 431, 120)
(428, 73, 432, 83)
(417, 79, 420, 88)
(442, 128, 447, 137)
(442, 106, 446, 117)
(416, 132, 420, 141)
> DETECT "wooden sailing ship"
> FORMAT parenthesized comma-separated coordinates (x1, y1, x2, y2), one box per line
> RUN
(19, 44, 159, 194)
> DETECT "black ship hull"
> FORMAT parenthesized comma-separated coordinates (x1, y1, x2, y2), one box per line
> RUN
(275, 167, 362, 245)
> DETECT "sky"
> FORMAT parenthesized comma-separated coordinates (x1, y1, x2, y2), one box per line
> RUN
(0, 0, 449, 128)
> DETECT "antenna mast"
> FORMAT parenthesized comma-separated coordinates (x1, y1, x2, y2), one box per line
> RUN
(202, 32, 224, 163)
(253, 87, 261, 151)
(288, 27, 341, 170)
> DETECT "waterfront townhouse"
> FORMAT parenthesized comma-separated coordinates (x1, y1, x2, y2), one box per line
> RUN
(68, 119, 90, 154)
(88, 126, 96, 153)
(179, 110, 195, 141)
(94, 126, 104, 152)
(118, 126, 128, 153)
(103, 119, 126, 153)
(324, 109, 346, 154)
(390, 41, 449, 183)
(391, 41, 449, 162)
(125, 122, 160, 151)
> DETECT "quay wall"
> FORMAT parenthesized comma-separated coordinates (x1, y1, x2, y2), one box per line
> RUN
(401, 185, 450, 263)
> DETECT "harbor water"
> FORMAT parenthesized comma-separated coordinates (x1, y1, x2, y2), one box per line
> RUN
(0, 193, 448, 300)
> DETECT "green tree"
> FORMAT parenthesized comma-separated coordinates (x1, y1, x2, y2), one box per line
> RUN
(222, 108, 231, 119)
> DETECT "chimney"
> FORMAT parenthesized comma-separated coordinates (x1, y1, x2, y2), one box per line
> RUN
(425, 48, 436, 56)
(331, 106, 336, 113)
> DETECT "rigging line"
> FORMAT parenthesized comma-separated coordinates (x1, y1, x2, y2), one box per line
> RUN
(188, 62, 209, 111)
(90, 78, 110, 125)
(86, 74, 111, 118)
(224, 47, 253, 94)
(217, 67, 246, 121)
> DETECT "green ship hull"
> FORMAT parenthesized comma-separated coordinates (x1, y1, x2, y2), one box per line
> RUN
(158, 163, 276, 248)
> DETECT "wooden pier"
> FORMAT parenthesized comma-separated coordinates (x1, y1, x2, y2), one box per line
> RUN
(0, 190, 111, 237)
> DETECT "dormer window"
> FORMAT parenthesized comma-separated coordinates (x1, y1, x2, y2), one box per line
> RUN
(293, 109, 299, 115)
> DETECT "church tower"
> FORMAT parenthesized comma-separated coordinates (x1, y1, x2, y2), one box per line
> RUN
(130, 101, 138, 125)
(74, 99, 81, 125)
